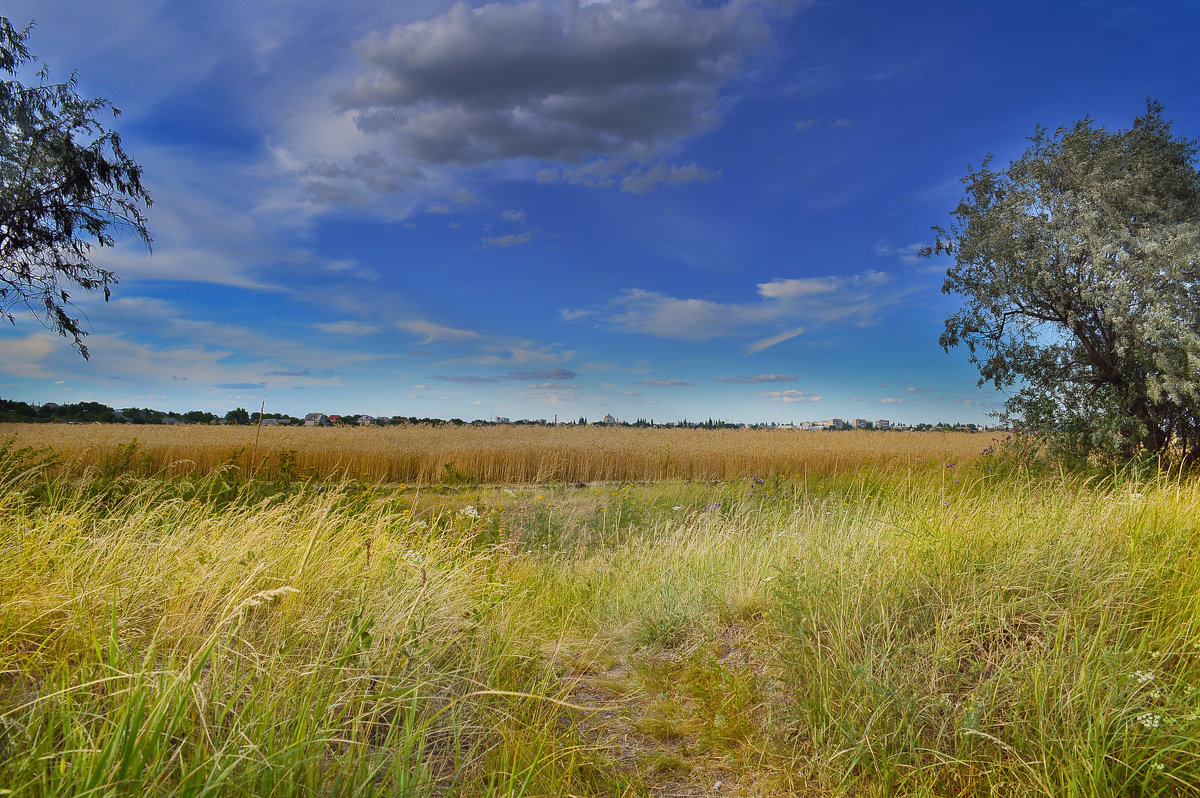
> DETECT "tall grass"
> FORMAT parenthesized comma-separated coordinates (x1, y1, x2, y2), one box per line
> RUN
(3, 440, 1197, 795)
(0, 450, 631, 796)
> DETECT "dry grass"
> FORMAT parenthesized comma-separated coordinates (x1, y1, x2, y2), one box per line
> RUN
(0, 423, 987, 483)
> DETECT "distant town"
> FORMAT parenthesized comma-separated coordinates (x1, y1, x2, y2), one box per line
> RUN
(0, 398, 997, 432)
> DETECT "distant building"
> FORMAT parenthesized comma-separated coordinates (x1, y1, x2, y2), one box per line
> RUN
(260, 418, 284, 427)
(358, 415, 377, 426)
(603, 413, 616, 426)
(162, 417, 184, 425)
(303, 412, 328, 427)
(495, 416, 511, 424)
(875, 419, 891, 429)
(853, 418, 869, 429)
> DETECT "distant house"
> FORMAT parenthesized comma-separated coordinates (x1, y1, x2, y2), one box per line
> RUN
(358, 415, 377, 426)
(303, 412, 329, 427)
(260, 418, 284, 427)
(603, 414, 616, 426)
(875, 419, 891, 429)
(162, 417, 184, 425)
(495, 416, 511, 424)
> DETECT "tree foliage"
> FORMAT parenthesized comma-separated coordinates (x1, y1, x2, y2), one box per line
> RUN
(930, 101, 1200, 466)
(0, 18, 151, 359)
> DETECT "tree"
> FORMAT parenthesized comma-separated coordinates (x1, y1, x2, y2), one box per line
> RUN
(224, 407, 250, 426)
(0, 18, 151, 359)
(928, 100, 1200, 466)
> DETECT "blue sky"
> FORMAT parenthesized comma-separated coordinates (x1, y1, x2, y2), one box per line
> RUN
(2, 0, 1198, 423)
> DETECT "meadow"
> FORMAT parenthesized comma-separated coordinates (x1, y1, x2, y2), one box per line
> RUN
(2, 427, 1198, 796)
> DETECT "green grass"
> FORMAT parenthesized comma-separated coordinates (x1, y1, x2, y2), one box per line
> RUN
(2, 442, 1199, 795)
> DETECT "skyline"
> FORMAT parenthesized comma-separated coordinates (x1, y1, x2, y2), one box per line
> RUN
(2, 1, 1198, 424)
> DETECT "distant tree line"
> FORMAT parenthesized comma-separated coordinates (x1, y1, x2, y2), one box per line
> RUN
(0, 398, 989, 430)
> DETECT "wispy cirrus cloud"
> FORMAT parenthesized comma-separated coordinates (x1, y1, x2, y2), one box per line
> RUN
(395, 319, 482, 343)
(563, 269, 907, 353)
(315, 320, 383, 336)
(637, 378, 692, 387)
(430, 368, 577, 384)
(216, 382, 267, 390)
(756, 389, 821, 402)
(875, 241, 927, 264)
(746, 326, 806, 355)
(715, 374, 797, 383)
(482, 231, 535, 248)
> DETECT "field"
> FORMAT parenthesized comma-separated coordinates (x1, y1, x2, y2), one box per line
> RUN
(0, 423, 987, 483)
(3, 427, 1199, 796)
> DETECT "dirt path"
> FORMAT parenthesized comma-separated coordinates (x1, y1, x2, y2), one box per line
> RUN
(557, 628, 775, 797)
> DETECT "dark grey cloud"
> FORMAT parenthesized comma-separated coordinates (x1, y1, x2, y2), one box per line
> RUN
(265, 368, 311, 377)
(715, 374, 797, 383)
(336, 0, 787, 168)
(216, 382, 267, 390)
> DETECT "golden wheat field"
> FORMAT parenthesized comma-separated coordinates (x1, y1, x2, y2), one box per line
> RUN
(0, 423, 988, 482)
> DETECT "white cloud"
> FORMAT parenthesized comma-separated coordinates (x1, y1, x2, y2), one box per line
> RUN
(746, 326, 806, 354)
(395, 319, 482, 343)
(558, 307, 596, 321)
(501, 209, 527, 223)
(756, 389, 821, 402)
(875, 242, 927, 264)
(715, 374, 797, 383)
(593, 269, 908, 349)
(482, 231, 535, 248)
(315, 320, 383, 336)
(620, 161, 719, 194)
(758, 270, 887, 301)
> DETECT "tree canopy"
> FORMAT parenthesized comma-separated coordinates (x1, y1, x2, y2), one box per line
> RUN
(929, 100, 1200, 466)
(0, 18, 151, 359)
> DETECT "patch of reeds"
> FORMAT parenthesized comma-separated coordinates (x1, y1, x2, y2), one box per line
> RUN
(0, 423, 987, 483)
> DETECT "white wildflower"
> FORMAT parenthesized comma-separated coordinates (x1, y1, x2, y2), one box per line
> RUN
(1135, 712, 1162, 729)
